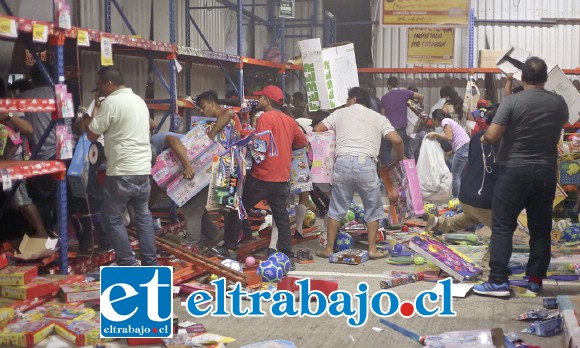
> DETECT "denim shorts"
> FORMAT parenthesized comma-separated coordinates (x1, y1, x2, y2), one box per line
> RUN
(328, 155, 385, 222)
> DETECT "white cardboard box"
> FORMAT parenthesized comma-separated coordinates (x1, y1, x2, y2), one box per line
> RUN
(14, 235, 58, 261)
(299, 39, 359, 111)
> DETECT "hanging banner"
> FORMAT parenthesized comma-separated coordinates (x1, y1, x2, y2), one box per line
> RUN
(382, 0, 470, 26)
(0, 16, 17, 38)
(32, 23, 49, 43)
(100, 34, 113, 66)
(407, 28, 454, 65)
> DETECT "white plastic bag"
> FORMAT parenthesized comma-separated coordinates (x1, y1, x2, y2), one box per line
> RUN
(416, 138, 452, 202)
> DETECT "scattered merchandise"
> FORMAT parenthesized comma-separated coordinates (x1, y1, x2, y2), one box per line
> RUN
(329, 249, 369, 265)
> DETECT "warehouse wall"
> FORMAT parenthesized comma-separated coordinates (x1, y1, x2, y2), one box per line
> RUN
(371, 0, 580, 110)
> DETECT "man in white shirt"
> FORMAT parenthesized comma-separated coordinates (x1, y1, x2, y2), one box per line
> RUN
(83, 66, 156, 266)
(313, 87, 404, 260)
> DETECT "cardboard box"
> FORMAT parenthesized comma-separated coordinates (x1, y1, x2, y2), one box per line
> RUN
(558, 295, 580, 348)
(166, 163, 212, 207)
(0, 319, 54, 348)
(545, 66, 580, 125)
(60, 282, 100, 303)
(299, 38, 359, 111)
(0, 297, 51, 327)
(54, 319, 111, 346)
(67, 133, 91, 198)
(25, 303, 94, 322)
(329, 249, 369, 265)
(0, 266, 38, 286)
(191, 116, 239, 149)
(495, 46, 532, 80)
(308, 131, 335, 184)
(0, 253, 8, 269)
(13, 235, 58, 261)
(290, 148, 313, 194)
(180, 280, 216, 298)
(401, 159, 425, 216)
(478, 49, 504, 68)
(2, 276, 60, 300)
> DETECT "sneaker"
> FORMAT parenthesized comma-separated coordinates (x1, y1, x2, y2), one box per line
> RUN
(473, 281, 511, 297)
(266, 248, 277, 257)
(425, 216, 438, 232)
(528, 281, 543, 294)
(288, 258, 296, 272)
(94, 245, 114, 253)
(210, 245, 236, 259)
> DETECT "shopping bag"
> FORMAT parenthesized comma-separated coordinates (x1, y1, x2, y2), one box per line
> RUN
(464, 76, 481, 113)
(416, 138, 452, 202)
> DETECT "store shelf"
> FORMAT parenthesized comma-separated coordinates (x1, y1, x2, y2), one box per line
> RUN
(358, 67, 580, 75)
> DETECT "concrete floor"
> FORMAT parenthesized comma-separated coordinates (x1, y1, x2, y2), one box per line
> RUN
(169, 234, 577, 348)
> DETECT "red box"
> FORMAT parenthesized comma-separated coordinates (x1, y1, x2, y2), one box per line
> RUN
(1, 277, 60, 300)
(60, 281, 100, 303)
(277, 276, 338, 298)
(53, 319, 110, 346)
(0, 253, 8, 269)
(0, 266, 38, 286)
(126, 337, 163, 346)
(0, 319, 54, 347)
(180, 280, 216, 297)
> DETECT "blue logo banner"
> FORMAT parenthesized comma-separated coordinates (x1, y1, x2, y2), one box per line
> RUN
(100, 266, 173, 338)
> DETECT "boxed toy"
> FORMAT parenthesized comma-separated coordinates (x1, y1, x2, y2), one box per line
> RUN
(290, 148, 313, 194)
(0, 319, 54, 348)
(54, 319, 109, 346)
(0, 252, 7, 269)
(308, 131, 335, 184)
(2, 276, 60, 300)
(409, 233, 483, 281)
(0, 266, 38, 286)
(329, 249, 369, 265)
(60, 281, 100, 303)
(401, 159, 424, 216)
(166, 163, 213, 207)
(191, 115, 239, 149)
(151, 125, 219, 187)
(180, 280, 216, 298)
(0, 297, 50, 327)
(25, 302, 94, 322)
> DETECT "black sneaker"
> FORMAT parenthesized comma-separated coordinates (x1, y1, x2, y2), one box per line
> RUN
(210, 245, 236, 259)
(288, 258, 296, 272)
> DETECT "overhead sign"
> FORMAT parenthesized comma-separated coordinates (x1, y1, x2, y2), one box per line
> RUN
(279, 0, 295, 19)
(382, 0, 470, 26)
(407, 28, 454, 65)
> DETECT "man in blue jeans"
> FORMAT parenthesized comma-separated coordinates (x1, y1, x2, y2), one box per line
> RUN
(84, 66, 157, 266)
(314, 87, 404, 259)
(474, 57, 568, 297)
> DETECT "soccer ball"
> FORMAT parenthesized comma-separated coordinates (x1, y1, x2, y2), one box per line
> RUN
(443, 211, 456, 218)
(221, 259, 243, 272)
(355, 209, 366, 223)
(562, 224, 580, 242)
(303, 210, 316, 228)
(268, 252, 291, 274)
(334, 232, 354, 251)
(448, 198, 461, 211)
(318, 231, 328, 248)
(424, 203, 438, 218)
(256, 260, 284, 282)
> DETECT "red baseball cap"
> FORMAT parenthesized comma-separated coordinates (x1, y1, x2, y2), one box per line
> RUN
(253, 85, 284, 104)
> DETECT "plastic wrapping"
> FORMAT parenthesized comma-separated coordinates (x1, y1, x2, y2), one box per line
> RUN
(416, 138, 452, 202)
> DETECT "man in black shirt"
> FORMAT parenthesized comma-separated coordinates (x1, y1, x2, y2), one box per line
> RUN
(474, 57, 568, 297)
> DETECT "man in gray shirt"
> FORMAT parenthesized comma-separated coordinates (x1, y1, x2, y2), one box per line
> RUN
(474, 57, 568, 297)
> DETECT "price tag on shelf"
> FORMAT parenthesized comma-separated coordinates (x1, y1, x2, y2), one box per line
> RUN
(77, 29, 90, 47)
(0, 169, 12, 191)
(100, 34, 113, 66)
(32, 23, 48, 43)
(0, 16, 17, 38)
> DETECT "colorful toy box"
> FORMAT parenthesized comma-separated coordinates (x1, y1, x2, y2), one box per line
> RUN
(60, 281, 100, 303)
(54, 319, 110, 346)
(151, 125, 222, 187)
(0, 319, 54, 348)
(166, 163, 213, 207)
(66, 133, 91, 198)
(308, 131, 335, 184)
(25, 302, 94, 322)
(329, 249, 369, 265)
(290, 148, 313, 194)
(409, 233, 483, 281)
(191, 115, 239, 149)
(0, 266, 38, 286)
(2, 276, 61, 300)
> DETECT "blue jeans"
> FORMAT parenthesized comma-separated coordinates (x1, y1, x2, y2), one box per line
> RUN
(102, 175, 157, 266)
(451, 143, 469, 197)
(380, 128, 408, 166)
(328, 155, 385, 222)
(489, 165, 556, 283)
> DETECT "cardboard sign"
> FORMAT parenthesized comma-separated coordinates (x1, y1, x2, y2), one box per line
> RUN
(407, 28, 454, 65)
(0, 16, 17, 38)
(299, 39, 359, 111)
(32, 23, 48, 43)
(545, 66, 580, 125)
(100, 35, 113, 66)
(77, 29, 90, 47)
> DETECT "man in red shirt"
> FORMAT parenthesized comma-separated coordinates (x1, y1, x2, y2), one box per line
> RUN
(223, 85, 308, 268)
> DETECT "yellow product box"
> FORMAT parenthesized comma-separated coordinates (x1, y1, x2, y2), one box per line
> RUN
(0, 319, 54, 347)
(54, 319, 113, 346)
(0, 266, 37, 286)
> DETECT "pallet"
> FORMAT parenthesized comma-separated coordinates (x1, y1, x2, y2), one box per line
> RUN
(236, 226, 319, 260)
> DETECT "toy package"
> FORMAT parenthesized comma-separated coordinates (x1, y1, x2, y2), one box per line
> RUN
(290, 148, 313, 194)
(409, 233, 483, 281)
(55, 124, 73, 160)
(206, 150, 246, 214)
(0, 319, 54, 348)
(0, 266, 38, 286)
(25, 302, 94, 322)
(151, 126, 223, 187)
(308, 131, 335, 183)
(329, 249, 369, 265)
(166, 164, 213, 207)
(54, 319, 111, 346)
(191, 115, 240, 149)
(1, 276, 60, 300)
(60, 281, 100, 302)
